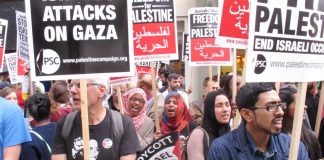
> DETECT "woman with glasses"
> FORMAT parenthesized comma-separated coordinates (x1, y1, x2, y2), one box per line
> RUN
(122, 88, 154, 150)
(279, 84, 321, 160)
(187, 90, 231, 160)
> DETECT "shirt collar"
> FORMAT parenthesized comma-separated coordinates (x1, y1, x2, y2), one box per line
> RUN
(245, 128, 277, 157)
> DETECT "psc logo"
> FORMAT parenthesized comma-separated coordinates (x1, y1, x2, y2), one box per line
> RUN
(253, 54, 267, 74)
(36, 49, 60, 75)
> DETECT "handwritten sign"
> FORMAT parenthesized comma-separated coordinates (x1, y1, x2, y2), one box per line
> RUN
(246, 0, 324, 82)
(216, 0, 250, 49)
(188, 7, 232, 66)
(133, 0, 178, 62)
(25, 0, 134, 80)
(5, 53, 21, 84)
(0, 18, 8, 72)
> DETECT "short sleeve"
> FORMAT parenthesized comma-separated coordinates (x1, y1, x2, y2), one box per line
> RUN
(3, 104, 31, 147)
(51, 116, 67, 154)
(119, 116, 141, 156)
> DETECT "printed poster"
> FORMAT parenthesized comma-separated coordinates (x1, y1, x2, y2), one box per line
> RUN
(0, 18, 8, 72)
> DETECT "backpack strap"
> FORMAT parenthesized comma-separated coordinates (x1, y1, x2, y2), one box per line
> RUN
(30, 130, 52, 153)
(110, 110, 124, 155)
(199, 127, 210, 159)
(62, 111, 79, 140)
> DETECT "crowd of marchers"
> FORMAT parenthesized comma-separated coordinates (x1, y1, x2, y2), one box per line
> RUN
(0, 66, 323, 160)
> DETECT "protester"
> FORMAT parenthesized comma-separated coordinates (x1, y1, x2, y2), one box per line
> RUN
(208, 83, 309, 160)
(157, 65, 171, 93)
(0, 86, 18, 104)
(52, 79, 140, 160)
(123, 88, 154, 150)
(305, 81, 320, 130)
(187, 90, 231, 160)
(49, 80, 73, 122)
(154, 92, 196, 160)
(190, 76, 219, 126)
(21, 93, 56, 160)
(0, 96, 31, 159)
(137, 74, 154, 101)
(279, 84, 321, 160)
(319, 117, 324, 158)
(108, 84, 128, 112)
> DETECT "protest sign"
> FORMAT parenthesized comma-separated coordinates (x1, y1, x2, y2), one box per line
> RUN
(133, 0, 178, 62)
(0, 18, 8, 72)
(5, 53, 21, 84)
(136, 61, 160, 77)
(137, 131, 180, 160)
(25, 0, 134, 81)
(216, 0, 249, 49)
(109, 76, 138, 86)
(16, 11, 29, 61)
(188, 7, 232, 66)
(182, 33, 189, 62)
(15, 11, 29, 80)
(246, 0, 324, 82)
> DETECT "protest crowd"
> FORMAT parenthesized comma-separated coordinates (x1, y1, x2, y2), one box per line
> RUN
(1, 0, 324, 160)
(0, 70, 323, 160)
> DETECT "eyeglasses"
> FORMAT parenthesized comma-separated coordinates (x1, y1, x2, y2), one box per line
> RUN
(130, 97, 145, 104)
(69, 83, 98, 89)
(251, 102, 287, 112)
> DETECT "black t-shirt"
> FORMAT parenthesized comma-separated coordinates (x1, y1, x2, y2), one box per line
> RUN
(52, 108, 141, 160)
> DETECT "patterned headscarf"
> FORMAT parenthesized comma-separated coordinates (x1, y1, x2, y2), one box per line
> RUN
(160, 92, 192, 134)
(122, 88, 147, 129)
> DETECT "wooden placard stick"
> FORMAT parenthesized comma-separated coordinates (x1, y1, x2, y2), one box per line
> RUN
(209, 66, 213, 91)
(275, 82, 280, 93)
(232, 49, 241, 129)
(116, 85, 124, 114)
(80, 79, 90, 160)
(150, 61, 160, 132)
(315, 81, 324, 136)
(217, 66, 221, 83)
(288, 82, 307, 160)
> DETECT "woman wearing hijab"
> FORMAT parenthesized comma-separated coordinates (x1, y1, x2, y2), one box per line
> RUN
(123, 88, 154, 150)
(187, 90, 231, 160)
(154, 92, 196, 159)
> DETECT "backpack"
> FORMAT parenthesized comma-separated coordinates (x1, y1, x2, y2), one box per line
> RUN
(61, 110, 124, 154)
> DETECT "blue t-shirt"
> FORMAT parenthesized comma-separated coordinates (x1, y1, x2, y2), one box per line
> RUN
(0, 97, 31, 159)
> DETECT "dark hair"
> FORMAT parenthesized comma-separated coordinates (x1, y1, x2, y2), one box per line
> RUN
(236, 83, 275, 111)
(49, 81, 70, 104)
(279, 84, 321, 160)
(25, 93, 51, 122)
(203, 89, 231, 142)
(167, 73, 179, 81)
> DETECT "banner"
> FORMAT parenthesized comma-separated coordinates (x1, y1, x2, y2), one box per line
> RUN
(0, 18, 8, 73)
(246, 0, 324, 82)
(5, 53, 21, 84)
(189, 7, 232, 66)
(133, 0, 178, 62)
(25, 0, 134, 81)
(137, 132, 180, 160)
(182, 33, 189, 62)
(216, 0, 250, 49)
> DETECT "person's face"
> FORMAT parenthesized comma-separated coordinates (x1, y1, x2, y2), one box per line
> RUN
(229, 75, 242, 92)
(112, 84, 127, 103)
(203, 81, 219, 96)
(128, 93, 145, 116)
(160, 74, 166, 82)
(5, 92, 18, 104)
(164, 96, 178, 118)
(168, 78, 181, 91)
(287, 94, 307, 120)
(250, 90, 284, 135)
(69, 80, 104, 109)
(214, 95, 231, 124)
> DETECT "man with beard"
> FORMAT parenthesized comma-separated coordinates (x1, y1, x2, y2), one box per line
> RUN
(207, 83, 309, 160)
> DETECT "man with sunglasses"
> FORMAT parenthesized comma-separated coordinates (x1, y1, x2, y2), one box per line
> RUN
(52, 79, 140, 160)
(208, 83, 309, 160)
